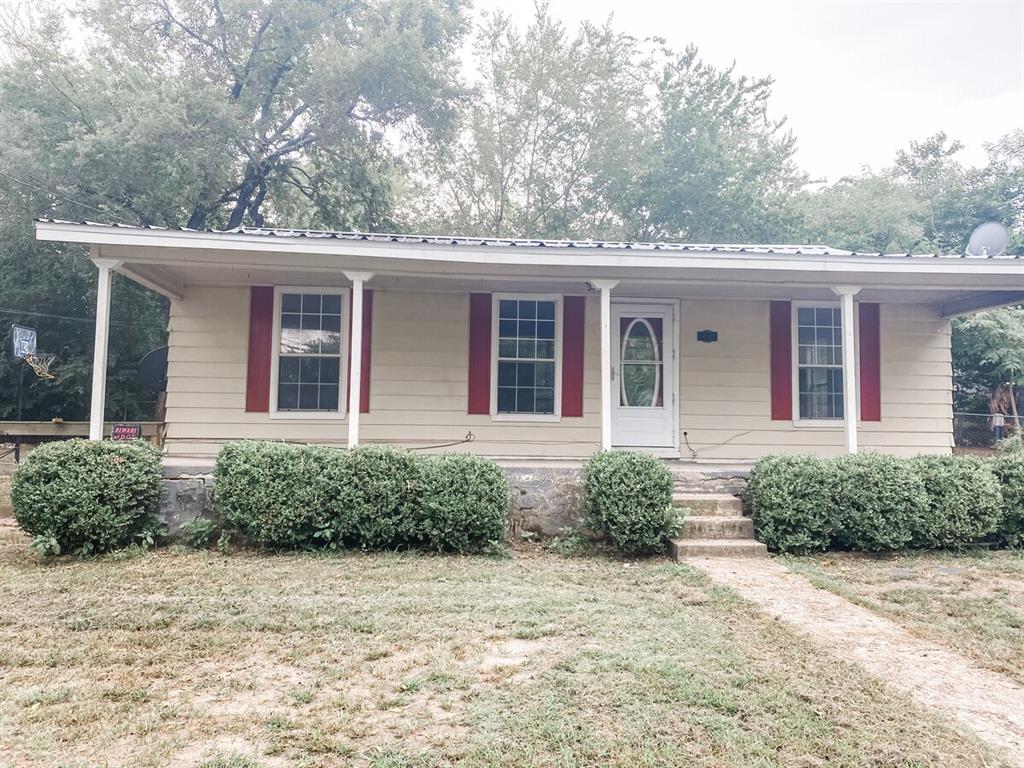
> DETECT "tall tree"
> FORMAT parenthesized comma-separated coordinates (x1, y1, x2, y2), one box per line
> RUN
(410, 6, 647, 238)
(624, 47, 805, 243)
(0, 0, 468, 420)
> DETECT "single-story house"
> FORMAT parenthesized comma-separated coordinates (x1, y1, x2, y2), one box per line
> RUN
(35, 220, 1024, 467)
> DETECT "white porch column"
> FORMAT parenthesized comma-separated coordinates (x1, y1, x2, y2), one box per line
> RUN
(344, 271, 374, 448)
(833, 285, 861, 454)
(590, 280, 619, 451)
(89, 258, 121, 441)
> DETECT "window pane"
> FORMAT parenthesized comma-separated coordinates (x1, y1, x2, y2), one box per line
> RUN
(497, 387, 516, 413)
(535, 388, 555, 414)
(277, 291, 344, 412)
(498, 361, 516, 387)
(495, 298, 560, 415)
(300, 357, 319, 383)
(517, 388, 535, 413)
(536, 362, 555, 388)
(322, 294, 341, 314)
(299, 384, 319, 410)
(280, 357, 300, 383)
(278, 383, 299, 410)
(320, 357, 340, 385)
(319, 384, 339, 411)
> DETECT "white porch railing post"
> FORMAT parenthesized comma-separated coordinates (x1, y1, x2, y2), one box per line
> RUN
(89, 258, 121, 441)
(590, 280, 619, 451)
(833, 285, 861, 454)
(344, 271, 374, 448)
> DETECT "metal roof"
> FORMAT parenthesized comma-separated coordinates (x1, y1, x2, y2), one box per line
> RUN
(34, 219, 1022, 259)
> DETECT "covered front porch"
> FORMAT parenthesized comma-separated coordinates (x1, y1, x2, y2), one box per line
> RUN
(34, 220, 1024, 462)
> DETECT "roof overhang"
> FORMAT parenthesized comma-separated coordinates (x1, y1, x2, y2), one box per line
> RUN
(35, 220, 1024, 315)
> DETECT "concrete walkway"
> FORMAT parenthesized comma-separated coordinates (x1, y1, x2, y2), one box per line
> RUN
(694, 557, 1024, 765)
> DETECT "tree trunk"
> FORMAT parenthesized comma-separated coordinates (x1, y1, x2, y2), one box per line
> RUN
(1010, 381, 1021, 443)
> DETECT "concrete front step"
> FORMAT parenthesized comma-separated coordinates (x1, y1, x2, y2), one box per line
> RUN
(669, 538, 768, 559)
(681, 515, 755, 540)
(672, 493, 743, 516)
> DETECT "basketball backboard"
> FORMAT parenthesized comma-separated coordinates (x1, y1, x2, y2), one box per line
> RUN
(11, 325, 37, 359)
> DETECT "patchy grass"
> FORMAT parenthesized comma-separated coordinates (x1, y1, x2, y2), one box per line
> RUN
(0, 521, 1008, 768)
(785, 550, 1024, 686)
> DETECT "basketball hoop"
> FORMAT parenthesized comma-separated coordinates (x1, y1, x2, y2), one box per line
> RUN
(22, 353, 56, 380)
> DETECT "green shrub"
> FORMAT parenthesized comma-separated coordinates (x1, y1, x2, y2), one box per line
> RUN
(416, 454, 509, 553)
(214, 441, 342, 548)
(987, 454, 1024, 547)
(12, 439, 162, 556)
(584, 450, 677, 555)
(329, 445, 422, 549)
(831, 453, 928, 552)
(746, 455, 836, 554)
(909, 455, 1003, 549)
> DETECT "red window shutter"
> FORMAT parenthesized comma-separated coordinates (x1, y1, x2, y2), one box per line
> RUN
(562, 296, 586, 417)
(769, 300, 792, 420)
(859, 302, 881, 421)
(468, 293, 492, 414)
(345, 289, 374, 414)
(245, 286, 274, 412)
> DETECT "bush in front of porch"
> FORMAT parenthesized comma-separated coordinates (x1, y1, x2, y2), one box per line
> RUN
(213, 441, 508, 553)
(583, 450, 681, 555)
(748, 452, 1018, 554)
(11, 438, 163, 556)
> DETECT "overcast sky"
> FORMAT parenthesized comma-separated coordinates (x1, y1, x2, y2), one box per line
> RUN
(475, 0, 1024, 182)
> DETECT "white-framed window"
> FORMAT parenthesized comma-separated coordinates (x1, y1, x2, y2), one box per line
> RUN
(491, 294, 562, 420)
(792, 303, 844, 421)
(270, 286, 348, 419)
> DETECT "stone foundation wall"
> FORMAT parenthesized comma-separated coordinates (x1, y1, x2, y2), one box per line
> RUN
(156, 462, 750, 540)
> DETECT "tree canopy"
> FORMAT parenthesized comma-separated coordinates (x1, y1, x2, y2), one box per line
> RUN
(1, 0, 1022, 421)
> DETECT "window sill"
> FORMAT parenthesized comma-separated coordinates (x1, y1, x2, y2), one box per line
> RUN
(490, 413, 562, 423)
(791, 419, 844, 429)
(269, 411, 347, 421)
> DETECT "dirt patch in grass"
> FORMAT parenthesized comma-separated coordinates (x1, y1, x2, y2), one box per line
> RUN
(0, 526, 1011, 767)
(786, 550, 1024, 686)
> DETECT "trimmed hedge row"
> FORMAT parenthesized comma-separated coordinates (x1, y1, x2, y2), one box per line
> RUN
(747, 452, 1023, 554)
(12, 439, 163, 556)
(214, 442, 508, 553)
(584, 450, 681, 554)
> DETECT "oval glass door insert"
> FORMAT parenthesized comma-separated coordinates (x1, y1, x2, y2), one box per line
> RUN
(620, 317, 662, 407)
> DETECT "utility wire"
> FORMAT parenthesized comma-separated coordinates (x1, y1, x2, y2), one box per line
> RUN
(0, 169, 113, 218)
(0, 307, 140, 326)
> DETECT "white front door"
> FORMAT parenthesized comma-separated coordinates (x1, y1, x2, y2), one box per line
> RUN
(611, 302, 676, 448)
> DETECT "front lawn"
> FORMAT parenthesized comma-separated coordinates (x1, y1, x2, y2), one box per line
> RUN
(785, 550, 1024, 686)
(0, 521, 1007, 768)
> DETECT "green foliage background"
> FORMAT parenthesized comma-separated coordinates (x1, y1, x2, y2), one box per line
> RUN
(0, 1, 1022, 420)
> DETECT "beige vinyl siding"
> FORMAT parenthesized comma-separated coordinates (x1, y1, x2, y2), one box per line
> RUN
(163, 287, 602, 458)
(164, 287, 953, 461)
(679, 300, 953, 460)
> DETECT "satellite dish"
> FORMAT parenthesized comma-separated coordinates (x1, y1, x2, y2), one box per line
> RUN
(966, 222, 1009, 257)
(138, 346, 168, 391)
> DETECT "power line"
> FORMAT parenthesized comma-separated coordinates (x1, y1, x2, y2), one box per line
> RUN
(0, 307, 141, 327)
(0, 169, 114, 218)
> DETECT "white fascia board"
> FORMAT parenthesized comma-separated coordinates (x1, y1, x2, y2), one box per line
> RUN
(34, 220, 1024, 277)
